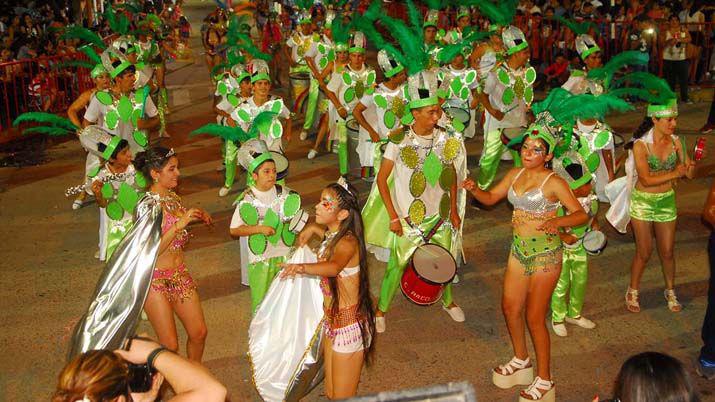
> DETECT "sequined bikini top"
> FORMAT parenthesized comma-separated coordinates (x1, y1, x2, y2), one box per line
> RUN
(646, 141, 678, 172)
(507, 169, 560, 214)
(158, 191, 189, 251)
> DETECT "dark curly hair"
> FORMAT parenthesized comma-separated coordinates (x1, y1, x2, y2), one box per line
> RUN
(133, 146, 175, 186)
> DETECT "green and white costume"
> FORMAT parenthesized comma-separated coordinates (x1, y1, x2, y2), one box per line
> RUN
(439, 64, 480, 138)
(231, 96, 290, 153)
(287, 30, 322, 131)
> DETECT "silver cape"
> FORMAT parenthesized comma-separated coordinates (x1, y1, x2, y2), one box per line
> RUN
(68, 194, 163, 359)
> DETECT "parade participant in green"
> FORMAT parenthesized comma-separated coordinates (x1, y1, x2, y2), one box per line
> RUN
(476, 25, 536, 190)
(229, 139, 303, 312)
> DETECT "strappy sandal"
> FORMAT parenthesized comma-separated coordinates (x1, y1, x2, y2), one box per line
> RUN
(625, 287, 640, 313)
(519, 376, 555, 402)
(664, 289, 682, 312)
(492, 356, 534, 389)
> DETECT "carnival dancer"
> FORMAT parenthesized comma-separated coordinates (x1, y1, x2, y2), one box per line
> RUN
(422, 8, 443, 69)
(83, 61, 159, 155)
(67, 64, 111, 210)
(325, 32, 376, 177)
(133, 146, 212, 361)
(229, 139, 303, 312)
(476, 25, 536, 190)
(549, 151, 599, 337)
(85, 131, 143, 262)
(286, 2, 321, 141)
(443, 6, 471, 45)
(462, 92, 589, 401)
(308, 14, 351, 160)
(281, 178, 376, 399)
(609, 100, 697, 313)
(230, 59, 291, 155)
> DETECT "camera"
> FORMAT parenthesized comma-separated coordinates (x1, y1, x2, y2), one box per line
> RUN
(128, 363, 155, 393)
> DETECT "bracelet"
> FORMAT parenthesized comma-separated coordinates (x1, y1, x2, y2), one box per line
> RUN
(390, 218, 400, 223)
(147, 347, 168, 371)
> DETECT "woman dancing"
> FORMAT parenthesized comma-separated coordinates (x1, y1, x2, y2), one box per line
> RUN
(281, 179, 376, 399)
(463, 128, 588, 401)
(134, 146, 212, 361)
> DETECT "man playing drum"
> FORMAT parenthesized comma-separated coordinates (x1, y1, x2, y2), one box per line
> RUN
(438, 44, 480, 139)
(374, 68, 467, 333)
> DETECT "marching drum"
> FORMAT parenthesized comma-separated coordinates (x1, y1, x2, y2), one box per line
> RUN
(270, 151, 290, 181)
(289, 72, 310, 112)
(400, 244, 456, 305)
(443, 106, 471, 128)
(346, 118, 361, 174)
(288, 209, 309, 233)
(583, 230, 607, 255)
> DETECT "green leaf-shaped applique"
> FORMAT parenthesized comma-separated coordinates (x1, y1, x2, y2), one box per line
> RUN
(96, 91, 113, 106)
(384, 111, 396, 129)
(450, 78, 462, 95)
(319, 57, 328, 69)
(497, 68, 511, 85)
(282, 225, 296, 246)
(133, 130, 148, 148)
(239, 203, 259, 225)
(117, 182, 139, 213)
(366, 71, 375, 86)
(459, 87, 470, 101)
(465, 70, 477, 84)
(283, 193, 301, 217)
(271, 100, 283, 114)
(374, 94, 387, 109)
(88, 166, 101, 178)
(134, 172, 147, 188)
(270, 122, 282, 138)
(502, 87, 515, 106)
(525, 67, 537, 85)
(263, 208, 280, 229)
(268, 221, 283, 245)
(218, 82, 228, 96)
(117, 96, 133, 122)
(248, 234, 267, 255)
(237, 109, 251, 122)
(227, 94, 239, 107)
(523, 86, 534, 105)
(131, 108, 142, 126)
(106, 201, 124, 220)
(422, 151, 443, 187)
(593, 131, 611, 149)
(106, 110, 120, 130)
(343, 87, 355, 103)
(342, 72, 352, 85)
(101, 182, 115, 199)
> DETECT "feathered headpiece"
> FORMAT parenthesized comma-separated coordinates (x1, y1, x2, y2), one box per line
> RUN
(502, 25, 528, 56)
(13, 112, 79, 137)
(575, 34, 601, 60)
(377, 49, 404, 78)
(464, 0, 518, 29)
(586, 51, 650, 89)
(190, 111, 278, 144)
(237, 138, 274, 173)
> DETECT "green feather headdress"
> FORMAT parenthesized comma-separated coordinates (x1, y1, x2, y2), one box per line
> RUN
(13, 112, 79, 136)
(295, 0, 315, 10)
(190, 111, 278, 143)
(331, 10, 352, 48)
(587, 50, 649, 88)
(608, 72, 675, 105)
(437, 28, 492, 64)
(104, 5, 131, 36)
(551, 16, 595, 36)
(460, 0, 518, 28)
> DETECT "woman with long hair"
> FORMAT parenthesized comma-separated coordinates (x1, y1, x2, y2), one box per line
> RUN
(281, 179, 376, 399)
(463, 128, 588, 401)
(133, 147, 212, 361)
(623, 101, 696, 313)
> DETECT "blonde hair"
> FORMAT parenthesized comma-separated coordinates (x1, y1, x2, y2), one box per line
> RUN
(52, 350, 129, 402)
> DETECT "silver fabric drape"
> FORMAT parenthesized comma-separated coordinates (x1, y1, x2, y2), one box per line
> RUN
(68, 194, 163, 360)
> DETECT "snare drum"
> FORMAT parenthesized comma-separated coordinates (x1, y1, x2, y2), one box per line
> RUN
(288, 209, 309, 233)
(694, 137, 706, 162)
(270, 151, 290, 181)
(401, 244, 456, 305)
(443, 106, 471, 127)
(582, 230, 607, 255)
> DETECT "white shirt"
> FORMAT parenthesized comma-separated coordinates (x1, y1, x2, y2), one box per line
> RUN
(230, 186, 291, 261)
(84, 92, 158, 155)
(482, 68, 528, 131)
(231, 96, 290, 152)
(663, 30, 687, 61)
(358, 83, 405, 137)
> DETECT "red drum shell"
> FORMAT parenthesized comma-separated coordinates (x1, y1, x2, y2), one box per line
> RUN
(400, 244, 456, 306)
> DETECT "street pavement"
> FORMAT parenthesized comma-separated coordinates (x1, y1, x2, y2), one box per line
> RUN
(1, 2, 715, 400)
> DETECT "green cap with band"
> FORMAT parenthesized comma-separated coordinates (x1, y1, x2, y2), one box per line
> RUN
(647, 98, 678, 118)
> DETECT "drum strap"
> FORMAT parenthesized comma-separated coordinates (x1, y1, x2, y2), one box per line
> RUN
(405, 217, 445, 244)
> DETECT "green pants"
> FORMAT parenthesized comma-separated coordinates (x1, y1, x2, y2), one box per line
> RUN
(224, 140, 239, 188)
(550, 245, 588, 322)
(378, 215, 454, 312)
(249, 256, 285, 313)
(477, 129, 522, 190)
(291, 65, 319, 131)
(105, 220, 133, 261)
(337, 120, 348, 175)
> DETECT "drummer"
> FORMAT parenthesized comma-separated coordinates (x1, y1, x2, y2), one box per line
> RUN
(438, 44, 480, 139)
(561, 31, 615, 202)
(285, 8, 321, 142)
(352, 50, 407, 182)
(230, 59, 291, 156)
(443, 6, 471, 45)
(476, 26, 535, 191)
(423, 9, 443, 69)
(229, 139, 303, 312)
(374, 68, 467, 333)
(550, 152, 599, 337)
(324, 32, 376, 178)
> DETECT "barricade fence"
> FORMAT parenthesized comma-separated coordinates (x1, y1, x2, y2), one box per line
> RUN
(0, 54, 94, 133)
(385, 5, 714, 87)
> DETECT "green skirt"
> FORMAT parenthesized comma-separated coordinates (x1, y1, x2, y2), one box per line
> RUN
(629, 188, 677, 223)
(511, 233, 562, 275)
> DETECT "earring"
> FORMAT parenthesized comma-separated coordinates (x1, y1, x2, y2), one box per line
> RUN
(153, 177, 158, 183)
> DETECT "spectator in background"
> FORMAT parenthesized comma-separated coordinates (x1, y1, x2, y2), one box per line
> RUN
(539, 53, 570, 89)
(662, 15, 692, 103)
(600, 352, 700, 402)
(549, 0, 567, 17)
(16, 38, 38, 60)
(21, 13, 40, 38)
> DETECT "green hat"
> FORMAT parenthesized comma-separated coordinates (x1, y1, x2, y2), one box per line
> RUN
(502, 25, 528, 56)
(91, 64, 108, 78)
(237, 138, 273, 173)
(553, 150, 593, 190)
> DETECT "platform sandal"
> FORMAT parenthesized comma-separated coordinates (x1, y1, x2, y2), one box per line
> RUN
(664, 289, 682, 312)
(519, 376, 555, 402)
(625, 286, 640, 313)
(492, 356, 534, 389)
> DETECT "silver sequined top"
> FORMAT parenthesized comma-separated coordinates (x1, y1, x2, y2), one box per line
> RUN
(507, 169, 560, 214)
